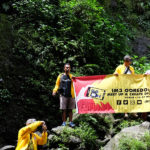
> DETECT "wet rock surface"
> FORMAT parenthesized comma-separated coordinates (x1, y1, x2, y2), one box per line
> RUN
(133, 36, 150, 57)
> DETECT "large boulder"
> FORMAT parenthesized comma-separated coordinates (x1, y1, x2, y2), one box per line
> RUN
(104, 121, 150, 150)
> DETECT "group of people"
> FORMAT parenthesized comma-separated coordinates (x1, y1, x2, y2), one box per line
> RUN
(52, 55, 143, 127)
(16, 55, 149, 150)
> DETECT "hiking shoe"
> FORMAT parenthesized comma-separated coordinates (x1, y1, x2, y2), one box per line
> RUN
(61, 122, 66, 126)
(69, 122, 75, 128)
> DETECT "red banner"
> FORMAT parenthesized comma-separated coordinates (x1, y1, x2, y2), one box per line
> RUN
(73, 75, 115, 114)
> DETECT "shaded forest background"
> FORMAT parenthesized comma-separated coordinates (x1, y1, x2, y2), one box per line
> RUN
(1, 0, 150, 146)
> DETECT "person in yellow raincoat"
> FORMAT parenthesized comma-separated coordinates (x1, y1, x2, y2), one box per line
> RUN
(15, 119, 47, 150)
(52, 63, 75, 127)
(114, 55, 138, 118)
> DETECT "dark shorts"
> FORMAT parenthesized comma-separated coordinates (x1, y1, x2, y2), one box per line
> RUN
(60, 95, 75, 110)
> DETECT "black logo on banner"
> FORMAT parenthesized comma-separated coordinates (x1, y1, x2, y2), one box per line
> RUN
(123, 100, 128, 105)
(117, 100, 141, 105)
(130, 100, 135, 105)
(137, 100, 142, 105)
(117, 100, 121, 105)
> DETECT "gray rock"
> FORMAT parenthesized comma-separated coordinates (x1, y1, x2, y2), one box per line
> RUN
(103, 121, 150, 150)
(50, 148, 68, 150)
(51, 126, 74, 135)
(0, 145, 15, 150)
(69, 136, 82, 144)
(73, 113, 115, 122)
(96, 138, 110, 145)
(48, 134, 55, 140)
(133, 36, 150, 57)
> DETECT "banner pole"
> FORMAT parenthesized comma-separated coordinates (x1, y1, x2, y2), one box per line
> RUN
(72, 77, 78, 114)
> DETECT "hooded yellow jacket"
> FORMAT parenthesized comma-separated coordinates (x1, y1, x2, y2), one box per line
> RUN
(53, 73, 75, 98)
(114, 64, 134, 74)
(15, 121, 47, 150)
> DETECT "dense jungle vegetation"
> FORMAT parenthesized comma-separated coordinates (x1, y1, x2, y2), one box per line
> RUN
(1, 0, 150, 148)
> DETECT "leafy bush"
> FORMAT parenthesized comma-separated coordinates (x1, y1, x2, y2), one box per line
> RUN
(132, 55, 150, 74)
(12, 0, 132, 75)
(118, 136, 147, 150)
(117, 119, 142, 130)
(74, 122, 98, 148)
(142, 132, 150, 149)
(118, 132, 150, 150)
(73, 114, 114, 140)
(48, 122, 99, 150)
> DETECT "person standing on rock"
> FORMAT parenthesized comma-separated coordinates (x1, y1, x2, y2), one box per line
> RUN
(114, 55, 138, 118)
(53, 63, 75, 127)
(15, 119, 47, 150)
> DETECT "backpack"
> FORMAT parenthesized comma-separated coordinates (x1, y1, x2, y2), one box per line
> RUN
(58, 74, 72, 97)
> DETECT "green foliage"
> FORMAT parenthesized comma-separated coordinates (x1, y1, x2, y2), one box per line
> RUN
(0, 89, 11, 103)
(49, 122, 99, 150)
(103, 0, 150, 34)
(132, 55, 150, 74)
(11, 0, 132, 76)
(74, 114, 113, 140)
(61, 0, 131, 74)
(117, 119, 142, 130)
(58, 144, 69, 150)
(142, 132, 150, 149)
(118, 136, 147, 150)
(74, 122, 98, 147)
(118, 132, 150, 150)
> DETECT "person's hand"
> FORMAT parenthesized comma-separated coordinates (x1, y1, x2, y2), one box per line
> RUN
(143, 73, 150, 76)
(41, 121, 45, 125)
(42, 124, 47, 132)
(52, 91, 56, 96)
(114, 73, 118, 76)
